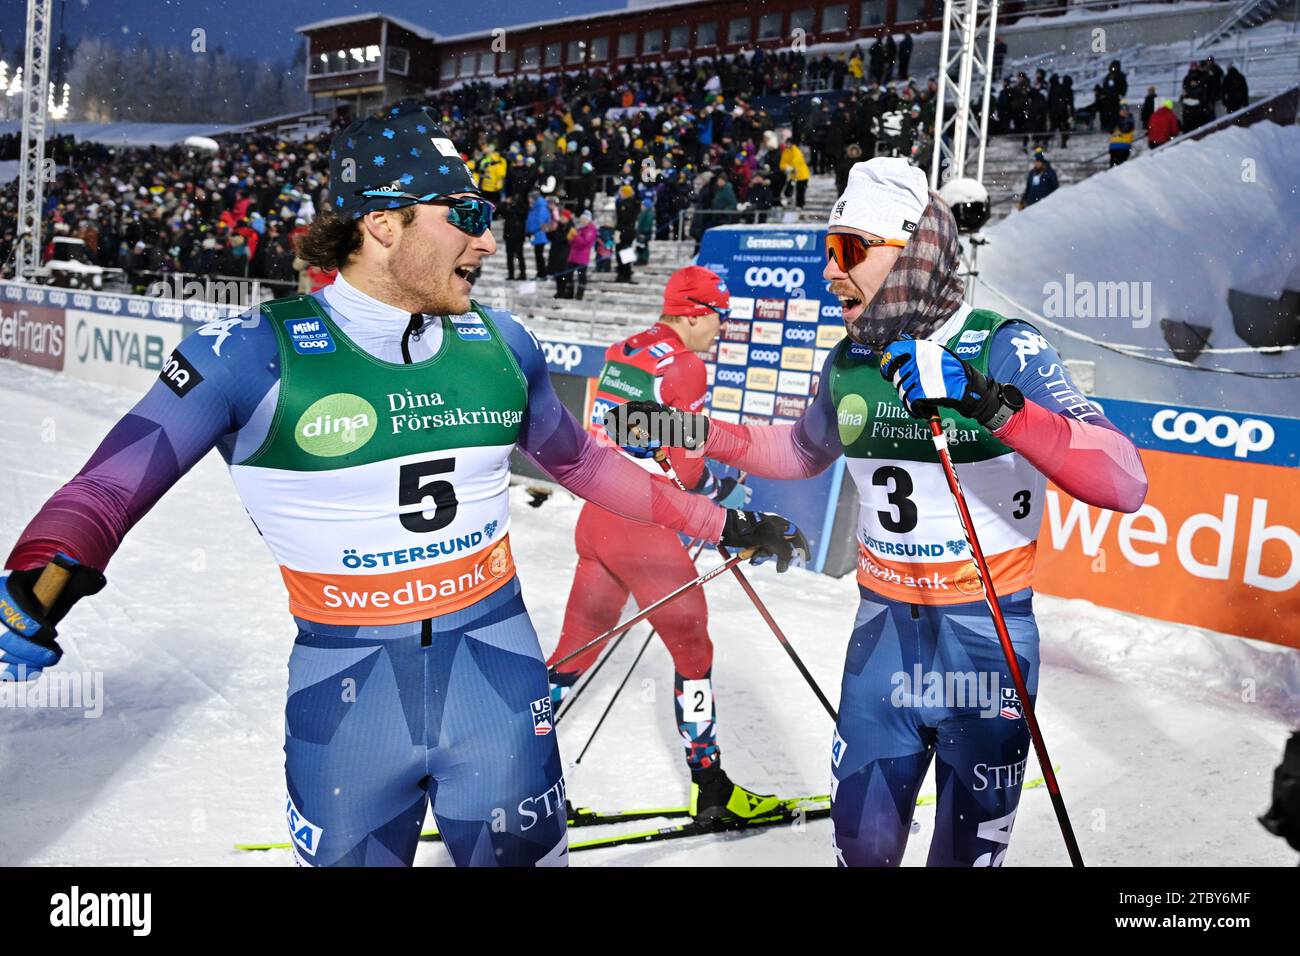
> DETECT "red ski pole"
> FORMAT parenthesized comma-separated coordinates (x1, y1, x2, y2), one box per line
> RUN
(927, 416, 1084, 867)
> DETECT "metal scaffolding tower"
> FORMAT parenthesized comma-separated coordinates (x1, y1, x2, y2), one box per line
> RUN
(928, 0, 1000, 190)
(16, 0, 54, 280)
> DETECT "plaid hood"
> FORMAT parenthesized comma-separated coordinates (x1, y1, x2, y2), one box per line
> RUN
(846, 190, 966, 350)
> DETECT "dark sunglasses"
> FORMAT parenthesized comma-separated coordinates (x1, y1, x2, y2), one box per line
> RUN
(354, 189, 496, 236)
(825, 232, 908, 271)
(687, 296, 732, 321)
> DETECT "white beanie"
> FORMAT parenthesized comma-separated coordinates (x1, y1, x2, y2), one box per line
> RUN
(828, 157, 929, 243)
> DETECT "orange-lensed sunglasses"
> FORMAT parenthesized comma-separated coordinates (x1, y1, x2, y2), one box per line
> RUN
(825, 233, 908, 270)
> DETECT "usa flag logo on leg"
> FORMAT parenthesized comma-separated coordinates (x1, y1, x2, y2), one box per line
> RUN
(999, 686, 1023, 720)
(531, 696, 554, 736)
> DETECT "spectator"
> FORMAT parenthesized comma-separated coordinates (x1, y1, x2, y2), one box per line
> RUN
(1222, 64, 1249, 114)
(746, 173, 777, 223)
(503, 193, 529, 281)
(615, 184, 639, 284)
(711, 174, 738, 216)
(1181, 61, 1215, 132)
(1108, 102, 1136, 167)
(594, 221, 615, 273)
(1147, 98, 1181, 148)
(779, 136, 811, 209)
(1140, 86, 1157, 130)
(1051, 75, 1076, 149)
(635, 198, 655, 265)
(869, 39, 884, 85)
(994, 78, 1013, 135)
(549, 208, 573, 298)
(1027, 83, 1050, 152)
(505, 152, 536, 200)
(1204, 57, 1224, 108)
(835, 142, 863, 196)
(525, 190, 551, 280)
(476, 144, 507, 206)
(993, 38, 1007, 81)
(566, 210, 597, 300)
(899, 31, 913, 79)
(848, 51, 864, 83)
(1100, 60, 1127, 131)
(1020, 149, 1058, 208)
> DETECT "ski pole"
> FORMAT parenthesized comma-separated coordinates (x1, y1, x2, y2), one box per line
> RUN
(554, 624, 632, 725)
(547, 550, 748, 675)
(655, 457, 838, 722)
(574, 627, 656, 765)
(716, 542, 837, 722)
(927, 415, 1084, 867)
(556, 536, 710, 725)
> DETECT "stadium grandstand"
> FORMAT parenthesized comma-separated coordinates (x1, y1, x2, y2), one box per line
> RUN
(1, 0, 1297, 343)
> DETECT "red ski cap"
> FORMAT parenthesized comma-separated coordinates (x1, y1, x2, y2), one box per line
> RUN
(662, 265, 731, 317)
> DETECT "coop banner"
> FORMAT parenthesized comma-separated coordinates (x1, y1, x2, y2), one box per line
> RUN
(691, 225, 849, 572)
(1034, 397, 1300, 647)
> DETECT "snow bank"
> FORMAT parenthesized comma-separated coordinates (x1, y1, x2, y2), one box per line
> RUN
(972, 120, 1300, 402)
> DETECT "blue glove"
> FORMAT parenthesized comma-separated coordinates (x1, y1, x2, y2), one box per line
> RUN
(0, 553, 106, 681)
(879, 336, 1023, 429)
(712, 476, 753, 510)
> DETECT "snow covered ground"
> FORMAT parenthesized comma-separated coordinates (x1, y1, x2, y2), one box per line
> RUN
(0, 359, 1295, 867)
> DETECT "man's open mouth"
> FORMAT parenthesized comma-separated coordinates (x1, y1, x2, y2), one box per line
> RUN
(454, 265, 479, 286)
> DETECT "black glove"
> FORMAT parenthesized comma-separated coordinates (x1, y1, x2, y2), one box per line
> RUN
(0, 552, 106, 680)
(879, 337, 1024, 429)
(1260, 731, 1300, 853)
(603, 400, 709, 459)
(720, 510, 810, 574)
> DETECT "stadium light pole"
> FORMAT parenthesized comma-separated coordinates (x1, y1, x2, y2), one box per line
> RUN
(16, 0, 53, 281)
(928, 0, 999, 191)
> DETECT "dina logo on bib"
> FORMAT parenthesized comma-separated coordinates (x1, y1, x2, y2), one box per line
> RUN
(836, 393, 869, 446)
(295, 393, 378, 457)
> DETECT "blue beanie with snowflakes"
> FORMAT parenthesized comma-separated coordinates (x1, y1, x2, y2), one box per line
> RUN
(327, 107, 481, 220)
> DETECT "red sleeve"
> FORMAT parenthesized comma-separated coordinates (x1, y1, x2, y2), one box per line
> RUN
(657, 350, 709, 490)
(993, 399, 1148, 513)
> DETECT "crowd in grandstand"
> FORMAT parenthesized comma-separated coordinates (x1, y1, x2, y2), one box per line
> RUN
(0, 40, 1255, 291)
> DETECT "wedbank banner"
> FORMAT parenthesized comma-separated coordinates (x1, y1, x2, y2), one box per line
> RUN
(1035, 397, 1300, 647)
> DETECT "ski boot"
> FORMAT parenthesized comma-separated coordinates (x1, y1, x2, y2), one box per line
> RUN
(689, 765, 782, 824)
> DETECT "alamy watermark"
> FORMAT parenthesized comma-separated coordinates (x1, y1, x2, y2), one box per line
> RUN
(1042, 273, 1152, 329)
(0, 668, 104, 718)
(890, 664, 1023, 720)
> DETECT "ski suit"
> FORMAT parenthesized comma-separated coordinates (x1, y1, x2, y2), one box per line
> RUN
(696, 304, 1147, 865)
(548, 323, 727, 771)
(6, 274, 725, 867)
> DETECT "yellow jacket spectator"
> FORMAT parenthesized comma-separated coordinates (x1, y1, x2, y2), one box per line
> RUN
(780, 142, 811, 182)
(479, 150, 508, 195)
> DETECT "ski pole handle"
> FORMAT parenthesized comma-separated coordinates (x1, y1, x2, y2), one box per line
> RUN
(32, 561, 71, 612)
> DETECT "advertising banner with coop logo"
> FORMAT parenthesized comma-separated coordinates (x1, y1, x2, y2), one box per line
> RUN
(693, 225, 850, 572)
(1033, 397, 1300, 648)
